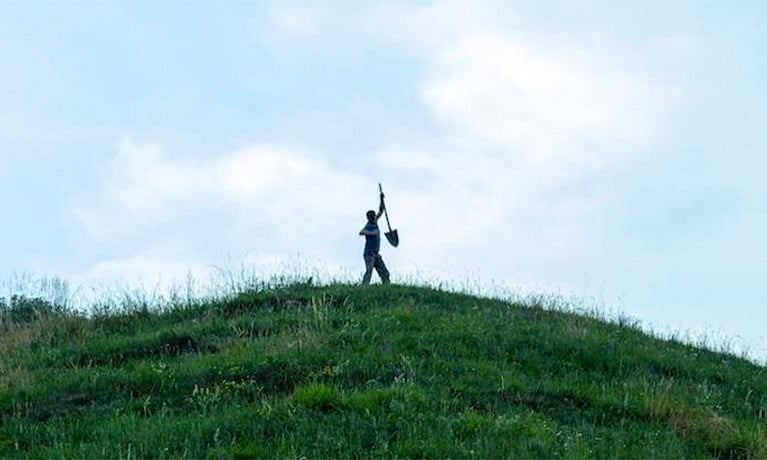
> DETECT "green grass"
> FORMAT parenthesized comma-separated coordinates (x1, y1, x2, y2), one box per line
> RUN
(1, 281, 766, 458)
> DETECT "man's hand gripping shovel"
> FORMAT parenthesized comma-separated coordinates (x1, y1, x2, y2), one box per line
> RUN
(378, 183, 399, 248)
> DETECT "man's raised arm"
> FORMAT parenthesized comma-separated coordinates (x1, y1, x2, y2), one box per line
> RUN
(376, 192, 385, 219)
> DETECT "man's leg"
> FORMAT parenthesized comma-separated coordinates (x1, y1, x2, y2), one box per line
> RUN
(374, 253, 390, 284)
(362, 252, 375, 285)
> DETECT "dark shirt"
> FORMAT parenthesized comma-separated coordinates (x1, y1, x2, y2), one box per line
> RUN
(363, 222, 380, 253)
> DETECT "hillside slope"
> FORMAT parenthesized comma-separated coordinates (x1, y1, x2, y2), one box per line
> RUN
(1, 283, 765, 458)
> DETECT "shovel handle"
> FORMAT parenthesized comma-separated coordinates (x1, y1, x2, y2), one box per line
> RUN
(377, 183, 393, 232)
(378, 183, 386, 207)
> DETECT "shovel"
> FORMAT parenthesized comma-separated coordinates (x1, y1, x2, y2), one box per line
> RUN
(378, 183, 399, 248)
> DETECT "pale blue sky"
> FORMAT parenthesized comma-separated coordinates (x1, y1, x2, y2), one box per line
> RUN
(1, 1, 766, 360)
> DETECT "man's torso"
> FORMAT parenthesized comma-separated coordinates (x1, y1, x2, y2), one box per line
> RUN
(363, 222, 380, 253)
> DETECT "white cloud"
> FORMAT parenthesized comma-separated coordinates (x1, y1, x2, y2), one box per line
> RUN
(266, 5, 325, 37)
(73, 139, 366, 238)
(67, 138, 378, 285)
(423, 34, 656, 152)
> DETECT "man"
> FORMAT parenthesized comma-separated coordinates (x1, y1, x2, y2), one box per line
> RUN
(359, 191, 390, 285)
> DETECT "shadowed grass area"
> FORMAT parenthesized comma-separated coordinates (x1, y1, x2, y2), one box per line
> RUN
(1, 282, 766, 458)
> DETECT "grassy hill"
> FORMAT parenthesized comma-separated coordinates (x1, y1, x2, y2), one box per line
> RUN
(1, 281, 765, 458)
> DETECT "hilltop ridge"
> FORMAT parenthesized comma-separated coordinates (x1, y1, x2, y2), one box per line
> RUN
(1, 282, 765, 458)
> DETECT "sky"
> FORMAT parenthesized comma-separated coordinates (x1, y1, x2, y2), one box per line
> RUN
(1, 1, 766, 360)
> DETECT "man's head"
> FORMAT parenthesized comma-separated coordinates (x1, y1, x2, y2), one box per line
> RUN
(366, 210, 377, 223)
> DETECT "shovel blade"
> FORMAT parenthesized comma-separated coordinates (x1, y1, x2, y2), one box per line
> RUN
(385, 230, 399, 247)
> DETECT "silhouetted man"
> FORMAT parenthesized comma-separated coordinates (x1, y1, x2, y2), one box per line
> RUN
(359, 191, 390, 285)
